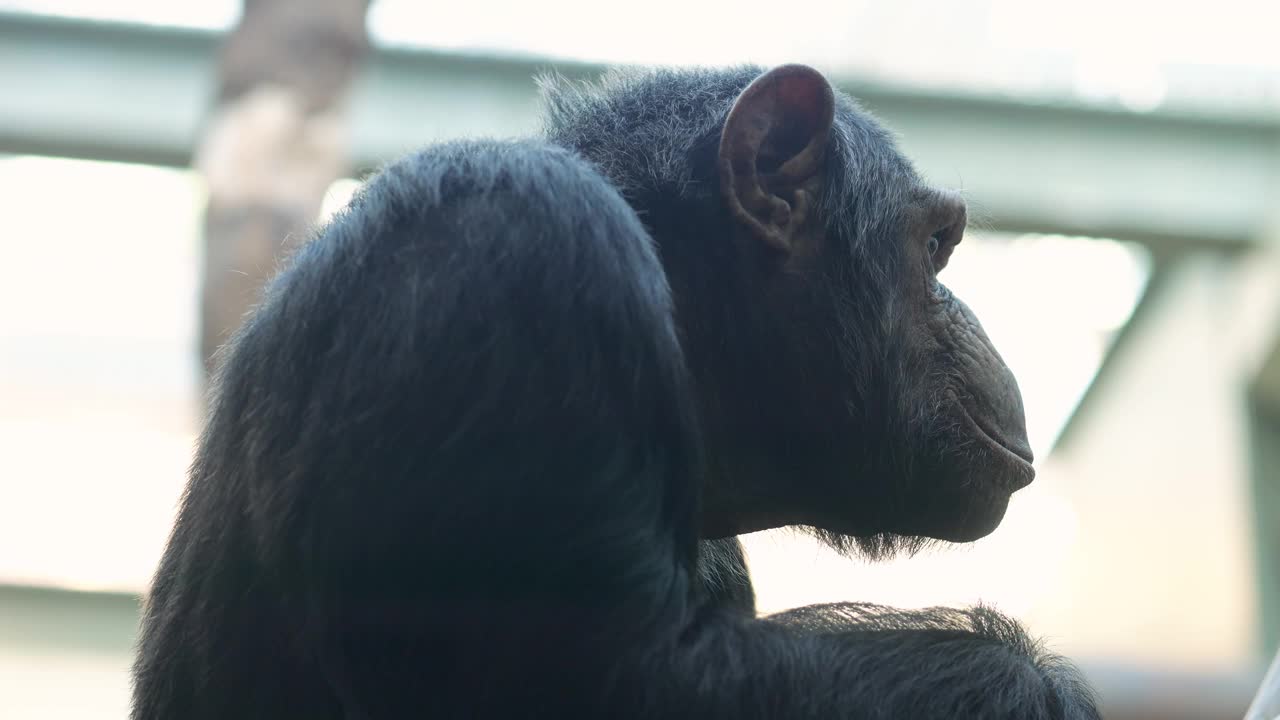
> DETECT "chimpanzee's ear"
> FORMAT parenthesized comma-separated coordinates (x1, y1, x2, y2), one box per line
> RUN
(718, 64, 835, 254)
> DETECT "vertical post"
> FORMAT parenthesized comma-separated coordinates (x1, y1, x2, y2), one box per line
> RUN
(1245, 144, 1280, 663)
(1250, 349, 1280, 659)
(196, 0, 371, 379)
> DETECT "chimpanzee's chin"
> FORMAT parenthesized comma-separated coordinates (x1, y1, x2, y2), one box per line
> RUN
(921, 485, 1012, 542)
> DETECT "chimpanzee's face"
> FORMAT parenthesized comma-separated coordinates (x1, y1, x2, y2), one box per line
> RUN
(874, 186, 1034, 542)
(701, 64, 1033, 547)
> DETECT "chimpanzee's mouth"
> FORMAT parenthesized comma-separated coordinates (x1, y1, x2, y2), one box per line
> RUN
(957, 403, 1035, 489)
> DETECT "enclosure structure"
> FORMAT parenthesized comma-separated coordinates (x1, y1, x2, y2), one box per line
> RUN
(1, 9, 1278, 720)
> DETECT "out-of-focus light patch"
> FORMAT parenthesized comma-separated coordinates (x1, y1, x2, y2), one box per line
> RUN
(319, 178, 363, 224)
(0, 155, 204, 344)
(0, 416, 194, 593)
(1073, 54, 1169, 113)
(368, 0, 826, 67)
(0, 155, 205, 592)
(0, 0, 237, 28)
(745, 481, 1080, 618)
(943, 232, 1150, 458)
(988, 0, 1280, 70)
(0, 158, 365, 593)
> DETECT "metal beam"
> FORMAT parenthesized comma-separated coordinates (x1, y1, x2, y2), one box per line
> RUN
(1251, 331, 1280, 659)
(2, 10, 1278, 247)
(1249, 393, 1280, 659)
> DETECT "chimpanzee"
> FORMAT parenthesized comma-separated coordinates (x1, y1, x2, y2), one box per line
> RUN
(132, 64, 1099, 719)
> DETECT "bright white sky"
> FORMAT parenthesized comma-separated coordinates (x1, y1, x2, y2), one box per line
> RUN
(3, 0, 1279, 112)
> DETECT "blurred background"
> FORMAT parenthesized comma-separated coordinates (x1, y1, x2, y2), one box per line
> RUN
(1, 1, 1278, 718)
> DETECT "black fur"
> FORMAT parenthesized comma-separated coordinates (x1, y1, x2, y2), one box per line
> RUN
(132, 68, 1100, 719)
(696, 537, 756, 614)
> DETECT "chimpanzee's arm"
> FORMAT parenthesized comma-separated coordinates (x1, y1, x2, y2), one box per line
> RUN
(683, 558, 1099, 719)
(759, 603, 1101, 719)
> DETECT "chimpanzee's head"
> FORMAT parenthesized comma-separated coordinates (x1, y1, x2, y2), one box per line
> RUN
(542, 64, 1032, 555)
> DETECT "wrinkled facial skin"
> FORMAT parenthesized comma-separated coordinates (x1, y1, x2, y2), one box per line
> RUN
(887, 190, 1035, 542)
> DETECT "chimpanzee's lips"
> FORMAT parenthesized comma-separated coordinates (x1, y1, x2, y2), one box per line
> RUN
(957, 403, 1035, 489)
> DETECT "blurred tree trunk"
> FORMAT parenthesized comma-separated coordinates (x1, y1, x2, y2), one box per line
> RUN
(196, 0, 371, 381)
